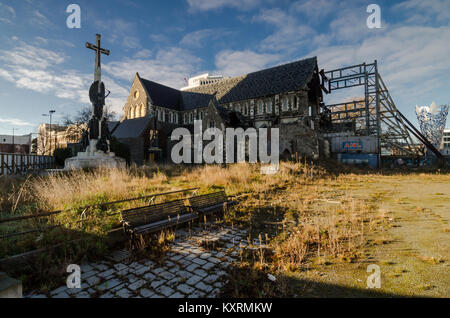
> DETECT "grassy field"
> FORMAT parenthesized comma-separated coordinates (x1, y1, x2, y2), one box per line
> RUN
(0, 162, 448, 297)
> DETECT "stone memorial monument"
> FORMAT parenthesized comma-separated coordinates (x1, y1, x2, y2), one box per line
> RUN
(65, 34, 126, 170)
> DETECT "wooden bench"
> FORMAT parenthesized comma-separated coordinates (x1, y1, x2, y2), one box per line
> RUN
(188, 191, 237, 215)
(121, 199, 197, 236)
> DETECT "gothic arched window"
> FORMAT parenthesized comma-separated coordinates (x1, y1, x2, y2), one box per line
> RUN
(258, 101, 264, 114)
(282, 97, 289, 111)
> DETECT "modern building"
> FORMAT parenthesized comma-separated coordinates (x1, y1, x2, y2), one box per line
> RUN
(180, 73, 225, 91)
(416, 102, 449, 154)
(441, 128, 450, 156)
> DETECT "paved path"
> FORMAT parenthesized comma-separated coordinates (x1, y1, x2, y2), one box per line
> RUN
(27, 226, 254, 298)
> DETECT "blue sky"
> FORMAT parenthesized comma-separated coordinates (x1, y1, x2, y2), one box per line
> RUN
(0, 0, 449, 136)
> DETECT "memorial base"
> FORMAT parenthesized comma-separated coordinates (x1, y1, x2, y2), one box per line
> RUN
(64, 140, 126, 170)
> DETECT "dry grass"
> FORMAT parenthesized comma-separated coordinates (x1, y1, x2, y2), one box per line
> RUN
(1, 162, 449, 294)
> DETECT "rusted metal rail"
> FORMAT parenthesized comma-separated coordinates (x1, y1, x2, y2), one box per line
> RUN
(0, 187, 199, 225)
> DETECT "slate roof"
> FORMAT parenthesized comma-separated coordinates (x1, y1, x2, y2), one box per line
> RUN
(108, 121, 120, 134)
(112, 116, 153, 139)
(215, 105, 247, 128)
(184, 57, 317, 104)
(139, 57, 317, 111)
(181, 91, 214, 110)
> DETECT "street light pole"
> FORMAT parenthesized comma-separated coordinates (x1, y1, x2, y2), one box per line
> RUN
(43, 110, 56, 156)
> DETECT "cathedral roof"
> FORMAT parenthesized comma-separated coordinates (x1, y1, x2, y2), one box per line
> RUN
(180, 91, 214, 110)
(184, 56, 317, 104)
(140, 78, 183, 111)
(112, 116, 153, 139)
(138, 56, 317, 111)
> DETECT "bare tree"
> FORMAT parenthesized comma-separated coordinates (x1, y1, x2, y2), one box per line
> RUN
(73, 105, 117, 124)
(63, 105, 117, 143)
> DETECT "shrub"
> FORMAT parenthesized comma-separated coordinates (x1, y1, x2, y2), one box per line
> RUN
(53, 148, 72, 167)
(110, 137, 131, 164)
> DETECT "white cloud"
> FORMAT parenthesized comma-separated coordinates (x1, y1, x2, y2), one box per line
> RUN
(0, 69, 14, 82)
(180, 29, 227, 48)
(34, 36, 76, 48)
(104, 47, 202, 89)
(30, 10, 53, 28)
(328, 6, 385, 44)
(0, 43, 129, 114)
(94, 18, 142, 50)
(0, 118, 33, 126)
(187, 0, 262, 12)
(291, 0, 335, 20)
(252, 7, 316, 52)
(0, 43, 65, 69)
(393, 0, 450, 24)
(215, 50, 279, 77)
(0, 3, 16, 24)
(122, 36, 141, 49)
(133, 49, 152, 59)
(309, 25, 450, 107)
(150, 34, 170, 43)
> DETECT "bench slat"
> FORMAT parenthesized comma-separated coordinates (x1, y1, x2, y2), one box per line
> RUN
(122, 198, 188, 228)
(121, 198, 194, 235)
(188, 191, 235, 215)
(134, 213, 197, 235)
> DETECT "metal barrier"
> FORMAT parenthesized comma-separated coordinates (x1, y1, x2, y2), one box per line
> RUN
(0, 187, 200, 239)
(0, 153, 55, 176)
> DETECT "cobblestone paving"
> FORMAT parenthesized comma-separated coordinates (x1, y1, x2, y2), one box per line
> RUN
(26, 225, 254, 298)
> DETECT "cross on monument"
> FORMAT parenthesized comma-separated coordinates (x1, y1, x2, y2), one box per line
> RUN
(85, 34, 110, 84)
(84, 34, 111, 153)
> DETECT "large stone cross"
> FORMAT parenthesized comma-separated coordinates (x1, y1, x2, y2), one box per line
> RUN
(85, 34, 110, 84)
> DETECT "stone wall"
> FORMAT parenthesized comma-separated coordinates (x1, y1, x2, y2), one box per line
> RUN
(123, 75, 148, 120)
(278, 121, 320, 160)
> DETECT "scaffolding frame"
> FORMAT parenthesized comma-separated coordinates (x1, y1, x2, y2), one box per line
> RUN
(323, 61, 420, 157)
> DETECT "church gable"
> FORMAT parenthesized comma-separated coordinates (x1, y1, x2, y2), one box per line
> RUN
(123, 73, 149, 120)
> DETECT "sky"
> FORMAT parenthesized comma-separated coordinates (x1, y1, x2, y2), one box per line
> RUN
(0, 0, 449, 136)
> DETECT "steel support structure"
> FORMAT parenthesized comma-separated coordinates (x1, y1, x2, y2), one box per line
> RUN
(323, 61, 420, 158)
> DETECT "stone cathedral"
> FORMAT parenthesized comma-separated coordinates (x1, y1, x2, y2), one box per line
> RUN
(111, 56, 327, 165)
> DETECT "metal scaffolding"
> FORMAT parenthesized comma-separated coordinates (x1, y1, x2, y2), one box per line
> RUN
(323, 61, 421, 157)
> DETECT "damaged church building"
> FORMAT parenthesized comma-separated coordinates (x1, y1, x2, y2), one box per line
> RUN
(110, 56, 329, 165)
